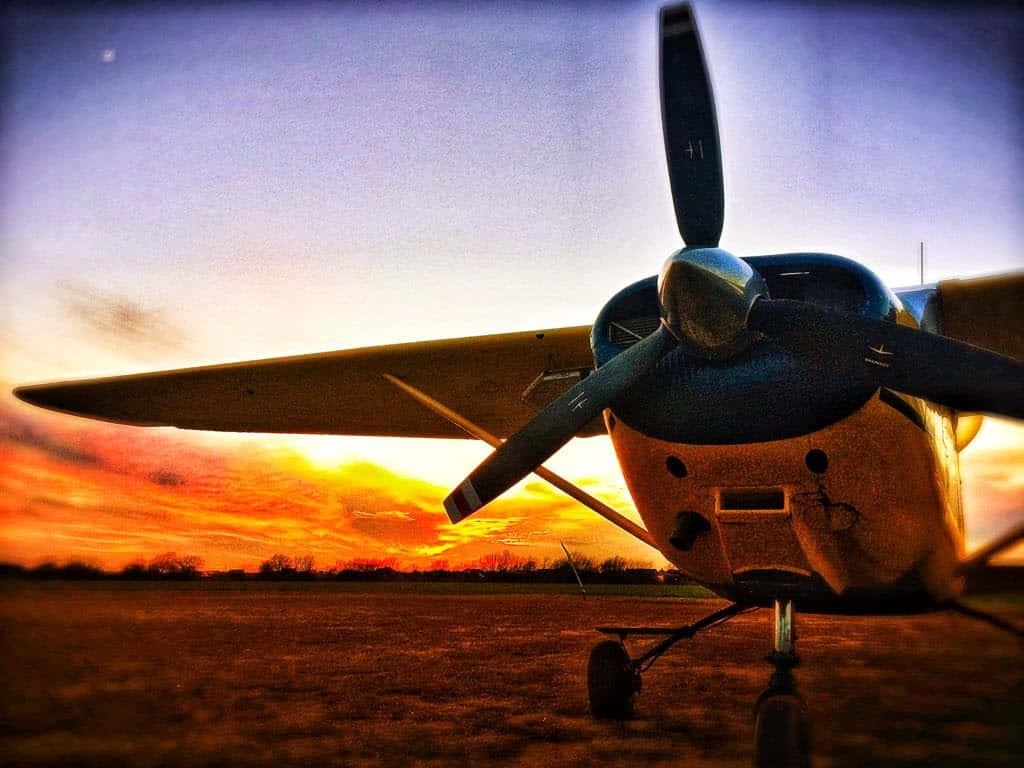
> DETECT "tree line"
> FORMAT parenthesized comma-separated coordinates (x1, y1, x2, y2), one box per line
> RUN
(0, 552, 204, 580)
(248, 551, 678, 584)
(0, 550, 695, 585)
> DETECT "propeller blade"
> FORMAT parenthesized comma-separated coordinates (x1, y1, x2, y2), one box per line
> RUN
(444, 326, 674, 522)
(747, 299, 1024, 420)
(660, 3, 724, 247)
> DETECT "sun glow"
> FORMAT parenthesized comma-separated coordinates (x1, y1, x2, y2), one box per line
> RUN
(276, 435, 361, 472)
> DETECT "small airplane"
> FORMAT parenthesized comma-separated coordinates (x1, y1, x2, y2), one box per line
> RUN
(13, 4, 1024, 765)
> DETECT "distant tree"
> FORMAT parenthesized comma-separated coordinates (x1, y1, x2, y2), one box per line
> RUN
(476, 551, 507, 572)
(294, 554, 315, 574)
(23, 561, 105, 579)
(551, 550, 597, 584)
(600, 556, 629, 574)
(148, 552, 181, 576)
(342, 557, 398, 572)
(60, 561, 104, 579)
(177, 555, 204, 577)
(147, 552, 203, 578)
(558, 551, 596, 573)
(269, 553, 293, 571)
(120, 562, 147, 579)
(259, 553, 297, 578)
(0, 562, 26, 578)
(31, 562, 58, 579)
(473, 551, 537, 573)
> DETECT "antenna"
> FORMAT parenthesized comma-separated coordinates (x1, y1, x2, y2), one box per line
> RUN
(560, 541, 587, 599)
(919, 241, 926, 285)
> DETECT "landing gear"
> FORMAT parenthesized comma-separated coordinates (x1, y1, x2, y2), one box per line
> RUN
(587, 640, 639, 719)
(587, 598, 811, 767)
(754, 599, 810, 768)
(588, 602, 752, 719)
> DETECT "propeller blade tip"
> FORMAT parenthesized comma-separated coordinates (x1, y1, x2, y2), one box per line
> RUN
(661, 4, 695, 33)
(443, 479, 483, 523)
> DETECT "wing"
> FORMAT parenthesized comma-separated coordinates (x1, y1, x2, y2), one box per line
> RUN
(896, 271, 1023, 361)
(936, 272, 1024, 361)
(14, 327, 601, 439)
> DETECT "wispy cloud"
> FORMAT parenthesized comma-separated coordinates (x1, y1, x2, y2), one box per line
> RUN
(0, 410, 101, 467)
(60, 283, 188, 353)
(149, 469, 186, 487)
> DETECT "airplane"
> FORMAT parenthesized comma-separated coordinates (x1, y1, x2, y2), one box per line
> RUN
(12, 3, 1024, 766)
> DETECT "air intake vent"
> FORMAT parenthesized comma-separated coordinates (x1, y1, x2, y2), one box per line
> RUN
(720, 489, 786, 510)
(608, 316, 662, 348)
(717, 487, 789, 523)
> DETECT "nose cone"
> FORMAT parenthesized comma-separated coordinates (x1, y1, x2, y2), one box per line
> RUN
(658, 247, 767, 359)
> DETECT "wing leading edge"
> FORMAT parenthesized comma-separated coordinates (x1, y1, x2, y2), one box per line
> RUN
(14, 327, 600, 439)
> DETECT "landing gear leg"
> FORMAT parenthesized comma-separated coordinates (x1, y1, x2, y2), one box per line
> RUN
(754, 599, 810, 768)
(587, 602, 753, 720)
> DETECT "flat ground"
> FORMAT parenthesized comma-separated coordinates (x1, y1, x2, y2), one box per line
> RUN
(1, 583, 1021, 768)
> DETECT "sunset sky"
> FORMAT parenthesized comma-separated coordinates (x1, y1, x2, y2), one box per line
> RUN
(1, 1, 1022, 571)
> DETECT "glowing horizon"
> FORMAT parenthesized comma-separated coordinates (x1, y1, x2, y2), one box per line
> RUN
(0, 389, 660, 572)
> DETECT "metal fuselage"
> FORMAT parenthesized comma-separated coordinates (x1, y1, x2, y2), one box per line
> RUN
(607, 391, 964, 611)
(594, 255, 966, 612)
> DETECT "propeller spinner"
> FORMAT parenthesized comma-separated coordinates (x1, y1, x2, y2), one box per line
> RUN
(443, 3, 1024, 523)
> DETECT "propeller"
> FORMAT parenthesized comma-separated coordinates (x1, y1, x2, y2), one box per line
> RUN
(443, 3, 727, 522)
(444, 326, 673, 522)
(746, 299, 1024, 420)
(442, 3, 1024, 522)
(661, 3, 724, 247)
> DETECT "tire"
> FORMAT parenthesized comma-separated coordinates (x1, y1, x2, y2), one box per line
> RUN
(753, 690, 810, 768)
(587, 640, 637, 720)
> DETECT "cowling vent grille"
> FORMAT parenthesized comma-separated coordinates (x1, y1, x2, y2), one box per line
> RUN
(608, 316, 661, 348)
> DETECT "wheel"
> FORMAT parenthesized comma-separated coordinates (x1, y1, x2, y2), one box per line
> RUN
(587, 640, 638, 719)
(753, 689, 810, 768)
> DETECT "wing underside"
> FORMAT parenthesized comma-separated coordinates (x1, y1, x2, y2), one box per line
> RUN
(14, 326, 601, 439)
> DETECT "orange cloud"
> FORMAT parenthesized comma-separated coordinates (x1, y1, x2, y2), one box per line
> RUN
(0, 396, 660, 571)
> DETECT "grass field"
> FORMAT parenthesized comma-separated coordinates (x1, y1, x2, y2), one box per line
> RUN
(1, 582, 1021, 767)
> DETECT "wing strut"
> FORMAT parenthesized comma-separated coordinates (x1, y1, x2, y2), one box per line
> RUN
(381, 373, 658, 549)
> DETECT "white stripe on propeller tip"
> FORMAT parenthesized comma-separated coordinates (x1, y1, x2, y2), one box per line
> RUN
(443, 479, 483, 523)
